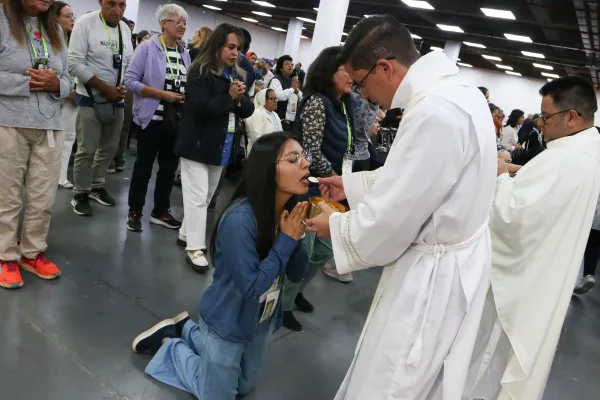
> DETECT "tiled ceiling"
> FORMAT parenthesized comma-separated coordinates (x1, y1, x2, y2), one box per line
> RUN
(183, 0, 598, 83)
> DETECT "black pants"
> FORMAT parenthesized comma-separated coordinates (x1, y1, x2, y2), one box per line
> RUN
(583, 229, 600, 277)
(128, 121, 179, 215)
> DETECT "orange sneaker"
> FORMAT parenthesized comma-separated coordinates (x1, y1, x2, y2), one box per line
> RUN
(0, 260, 24, 289)
(19, 253, 61, 280)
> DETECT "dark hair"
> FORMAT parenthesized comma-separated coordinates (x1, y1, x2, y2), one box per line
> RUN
(340, 14, 420, 71)
(209, 132, 298, 260)
(4, 0, 64, 52)
(505, 109, 524, 128)
(121, 17, 130, 24)
(53, 1, 71, 42)
(276, 55, 293, 75)
(478, 86, 489, 96)
(192, 23, 246, 80)
(539, 76, 598, 121)
(302, 46, 346, 104)
(241, 28, 252, 52)
(489, 103, 500, 114)
(137, 30, 150, 44)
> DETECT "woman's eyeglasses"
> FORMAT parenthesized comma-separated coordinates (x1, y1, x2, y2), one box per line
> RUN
(266, 96, 278, 102)
(166, 19, 187, 27)
(62, 13, 76, 19)
(277, 151, 312, 166)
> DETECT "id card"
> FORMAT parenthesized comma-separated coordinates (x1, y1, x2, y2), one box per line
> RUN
(342, 156, 353, 176)
(34, 59, 49, 70)
(259, 277, 281, 324)
(227, 112, 236, 133)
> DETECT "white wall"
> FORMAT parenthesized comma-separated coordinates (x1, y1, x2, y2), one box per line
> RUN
(458, 66, 600, 126)
(296, 39, 312, 67)
(71, 0, 100, 18)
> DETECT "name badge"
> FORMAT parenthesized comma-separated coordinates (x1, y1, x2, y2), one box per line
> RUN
(342, 154, 354, 176)
(227, 112, 236, 133)
(259, 277, 281, 324)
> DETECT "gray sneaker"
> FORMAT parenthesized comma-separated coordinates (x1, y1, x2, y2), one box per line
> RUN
(574, 275, 595, 295)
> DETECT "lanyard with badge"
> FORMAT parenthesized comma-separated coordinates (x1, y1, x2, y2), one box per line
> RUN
(258, 227, 283, 324)
(26, 23, 49, 69)
(160, 36, 186, 94)
(227, 73, 236, 133)
(100, 13, 123, 70)
(341, 102, 354, 175)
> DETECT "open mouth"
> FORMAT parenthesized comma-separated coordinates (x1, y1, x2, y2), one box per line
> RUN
(300, 173, 310, 185)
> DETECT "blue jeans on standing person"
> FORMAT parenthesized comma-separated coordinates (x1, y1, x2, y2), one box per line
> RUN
(145, 317, 272, 399)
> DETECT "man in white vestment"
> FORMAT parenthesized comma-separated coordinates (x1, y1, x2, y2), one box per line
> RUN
(306, 15, 497, 399)
(464, 77, 600, 400)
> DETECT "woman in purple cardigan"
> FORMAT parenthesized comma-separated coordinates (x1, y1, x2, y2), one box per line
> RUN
(124, 4, 192, 232)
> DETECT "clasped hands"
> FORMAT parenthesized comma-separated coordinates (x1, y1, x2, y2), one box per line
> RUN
(26, 68, 60, 93)
(229, 79, 246, 101)
(305, 175, 347, 239)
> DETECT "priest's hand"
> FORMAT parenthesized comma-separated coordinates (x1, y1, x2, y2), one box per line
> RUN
(318, 176, 346, 202)
(306, 202, 336, 238)
(497, 159, 510, 176)
(506, 163, 522, 174)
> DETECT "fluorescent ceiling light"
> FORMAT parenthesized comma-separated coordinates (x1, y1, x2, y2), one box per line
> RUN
(301, 35, 309, 39)
(482, 55, 502, 61)
(241, 17, 258, 23)
(402, 0, 435, 10)
(297, 17, 316, 23)
(430, 46, 444, 51)
(203, 5, 221, 10)
(522, 51, 545, 59)
(271, 27, 286, 32)
(411, 33, 422, 39)
(547, 78, 553, 82)
(252, 11, 271, 17)
(458, 57, 461, 61)
(504, 33, 532, 43)
(342, 32, 348, 36)
(437, 24, 464, 33)
(464, 42, 486, 48)
(252, 1, 276, 7)
(496, 64, 513, 70)
(313, 8, 319, 11)
(533, 63, 553, 70)
(542, 72, 560, 78)
(457, 62, 473, 68)
(364, 15, 372, 17)
(505, 71, 522, 76)
(481, 8, 516, 20)
(302, 27, 306, 30)
(340, 42, 345, 46)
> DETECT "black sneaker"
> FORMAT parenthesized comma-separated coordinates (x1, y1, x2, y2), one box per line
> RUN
(132, 319, 178, 353)
(115, 158, 126, 172)
(208, 195, 218, 211)
(173, 311, 190, 336)
(71, 194, 93, 216)
(173, 173, 182, 187)
(150, 211, 182, 229)
(89, 187, 116, 206)
(127, 212, 143, 232)
(295, 293, 314, 313)
(283, 311, 303, 332)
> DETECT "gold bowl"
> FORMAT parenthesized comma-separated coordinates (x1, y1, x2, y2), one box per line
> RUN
(307, 196, 348, 219)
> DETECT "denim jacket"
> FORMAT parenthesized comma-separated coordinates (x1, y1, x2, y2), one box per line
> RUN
(199, 199, 308, 343)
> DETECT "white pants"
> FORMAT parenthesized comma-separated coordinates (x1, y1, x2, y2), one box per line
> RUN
(179, 158, 223, 251)
(59, 102, 77, 185)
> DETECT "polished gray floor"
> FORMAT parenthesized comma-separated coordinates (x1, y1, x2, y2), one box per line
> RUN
(0, 153, 597, 400)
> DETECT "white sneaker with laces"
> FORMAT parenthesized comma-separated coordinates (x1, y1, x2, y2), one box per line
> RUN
(574, 275, 595, 295)
(186, 250, 209, 273)
(322, 263, 353, 283)
(59, 181, 74, 189)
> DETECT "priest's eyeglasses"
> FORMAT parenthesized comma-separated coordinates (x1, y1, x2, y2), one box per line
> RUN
(277, 151, 312, 166)
(353, 56, 396, 91)
(540, 109, 581, 124)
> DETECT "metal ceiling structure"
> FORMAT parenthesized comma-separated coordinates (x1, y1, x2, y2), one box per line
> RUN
(183, 0, 598, 84)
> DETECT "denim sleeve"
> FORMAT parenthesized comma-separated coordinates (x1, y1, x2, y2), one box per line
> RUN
(286, 238, 309, 283)
(219, 210, 299, 300)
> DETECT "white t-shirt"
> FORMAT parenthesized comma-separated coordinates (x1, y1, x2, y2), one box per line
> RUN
(68, 11, 133, 102)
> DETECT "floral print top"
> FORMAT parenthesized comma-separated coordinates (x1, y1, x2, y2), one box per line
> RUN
(300, 96, 332, 177)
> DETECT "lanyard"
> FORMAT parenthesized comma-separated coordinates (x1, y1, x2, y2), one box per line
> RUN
(25, 23, 48, 63)
(160, 36, 182, 85)
(100, 13, 119, 54)
(341, 102, 353, 150)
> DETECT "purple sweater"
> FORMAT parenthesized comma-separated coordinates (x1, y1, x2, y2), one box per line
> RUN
(124, 36, 192, 129)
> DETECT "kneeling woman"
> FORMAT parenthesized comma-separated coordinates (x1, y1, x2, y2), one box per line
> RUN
(132, 132, 310, 399)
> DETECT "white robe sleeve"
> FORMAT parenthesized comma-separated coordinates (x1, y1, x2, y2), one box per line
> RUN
(330, 97, 467, 274)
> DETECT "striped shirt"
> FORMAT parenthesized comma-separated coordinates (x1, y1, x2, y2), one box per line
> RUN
(153, 47, 187, 121)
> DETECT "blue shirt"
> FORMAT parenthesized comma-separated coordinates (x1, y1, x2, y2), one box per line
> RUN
(199, 199, 308, 343)
(221, 68, 237, 166)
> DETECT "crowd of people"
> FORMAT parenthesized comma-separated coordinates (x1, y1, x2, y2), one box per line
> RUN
(2, 0, 600, 399)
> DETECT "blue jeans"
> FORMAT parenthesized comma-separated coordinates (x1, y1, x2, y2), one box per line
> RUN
(145, 318, 272, 399)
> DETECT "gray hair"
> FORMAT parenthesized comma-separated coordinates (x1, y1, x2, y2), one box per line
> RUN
(156, 4, 188, 24)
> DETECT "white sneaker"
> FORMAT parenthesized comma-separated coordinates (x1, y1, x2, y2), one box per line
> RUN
(574, 275, 595, 295)
(187, 250, 209, 273)
(59, 181, 74, 189)
(322, 263, 353, 283)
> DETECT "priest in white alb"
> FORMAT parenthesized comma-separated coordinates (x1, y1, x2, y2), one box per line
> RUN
(306, 15, 497, 399)
(463, 77, 600, 399)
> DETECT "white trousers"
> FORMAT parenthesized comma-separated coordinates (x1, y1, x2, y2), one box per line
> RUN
(179, 158, 223, 251)
(59, 102, 77, 185)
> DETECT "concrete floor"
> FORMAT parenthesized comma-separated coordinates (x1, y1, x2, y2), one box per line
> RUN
(0, 152, 598, 400)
